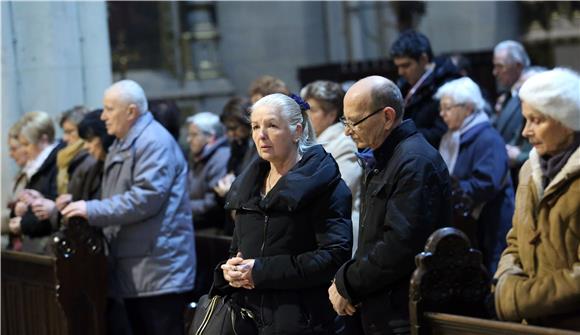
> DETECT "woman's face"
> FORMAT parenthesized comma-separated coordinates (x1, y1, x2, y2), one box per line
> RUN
(306, 99, 337, 137)
(18, 134, 43, 161)
(84, 137, 106, 161)
(9, 137, 28, 167)
(439, 96, 472, 131)
(251, 104, 300, 165)
(187, 123, 210, 157)
(62, 120, 80, 145)
(224, 120, 250, 144)
(521, 101, 574, 156)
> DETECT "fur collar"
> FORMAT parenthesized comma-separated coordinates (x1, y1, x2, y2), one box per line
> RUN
(529, 146, 580, 198)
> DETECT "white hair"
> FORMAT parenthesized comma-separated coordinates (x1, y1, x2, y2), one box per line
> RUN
(494, 40, 530, 67)
(106, 80, 148, 114)
(519, 67, 580, 131)
(434, 77, 486, 112)
(251, 93, 316, 155)
(187, 112, 224, 137)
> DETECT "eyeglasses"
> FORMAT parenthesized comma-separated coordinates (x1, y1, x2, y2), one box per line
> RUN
(439, 103, 465, 113)
(340, 106, 386, 129)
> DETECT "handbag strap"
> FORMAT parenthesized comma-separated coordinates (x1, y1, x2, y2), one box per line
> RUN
(195, 295, 220, 335)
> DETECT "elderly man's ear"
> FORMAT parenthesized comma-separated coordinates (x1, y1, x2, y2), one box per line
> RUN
(127, 104, 139, 120)
(383, 107, 398, 130)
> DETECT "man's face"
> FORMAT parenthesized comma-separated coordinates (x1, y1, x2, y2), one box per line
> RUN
(394, 55, 428, 86)
(493, 50, 522, 91)
(343, 94, 388, 150)
(102, 90, 133, 139)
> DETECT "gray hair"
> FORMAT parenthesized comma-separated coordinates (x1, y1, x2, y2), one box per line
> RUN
(19, 111, 56, 144)
(371, 80, 405, 120)
(494, 40, 530, 67)
(300, 80, 344, 121)
(186, 112, 224, 137)
(106, 80, 148, 113)
(251, 93, 316, 155)
(519, 67, 580, 131)
(434, 77, 486, 112)
(59, 105, 89, 127)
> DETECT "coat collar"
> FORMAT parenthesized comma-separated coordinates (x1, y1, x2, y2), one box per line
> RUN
(372, 119, 418, 170)
(194, 136, 229, 163)
(529, 146, 580, 198)
(225, 145, 341, 212)
(114, 112, 154, 152)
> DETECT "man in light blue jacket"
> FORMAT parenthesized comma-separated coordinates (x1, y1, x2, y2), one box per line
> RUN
(63, 80, 196, 335)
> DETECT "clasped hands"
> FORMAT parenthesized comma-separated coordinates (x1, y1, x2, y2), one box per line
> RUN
(221, 252, 255, 289)
(328, 281, 357, 316)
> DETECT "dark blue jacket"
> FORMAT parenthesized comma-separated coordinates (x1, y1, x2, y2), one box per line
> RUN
(334, 120, 452, 334)
(453, 122, 515, 274)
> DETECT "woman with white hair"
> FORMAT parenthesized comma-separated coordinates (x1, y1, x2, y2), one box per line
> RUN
(493, 68, 580, 330)
(435, 77, 515, 275)
(186, 111, 230, 233)
(214, 93, 353, 334)
(9, 111, 65, 253)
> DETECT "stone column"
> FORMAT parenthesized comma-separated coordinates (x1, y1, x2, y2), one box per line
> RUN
(1, 1, 112, 208)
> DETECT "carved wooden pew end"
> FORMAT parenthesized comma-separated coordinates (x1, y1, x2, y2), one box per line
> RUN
(409, 227, 579, 335)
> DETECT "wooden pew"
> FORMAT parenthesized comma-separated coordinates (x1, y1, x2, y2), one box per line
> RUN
(409, 227, 579, 335)
(1, 218, 107, 335)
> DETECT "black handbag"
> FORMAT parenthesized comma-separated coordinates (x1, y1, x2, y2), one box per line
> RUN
(190, 292, 258, 335)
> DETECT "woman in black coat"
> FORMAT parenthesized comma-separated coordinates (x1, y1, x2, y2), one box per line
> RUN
(9, 111, 65, 253)
(214, 93, 353, 334)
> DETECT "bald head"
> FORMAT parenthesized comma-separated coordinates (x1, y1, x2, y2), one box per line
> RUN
(345, 76, 404, 120)
(343, 76, 404, 149)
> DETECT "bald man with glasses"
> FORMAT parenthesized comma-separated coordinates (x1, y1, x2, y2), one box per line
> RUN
(329, 75, 452, 335)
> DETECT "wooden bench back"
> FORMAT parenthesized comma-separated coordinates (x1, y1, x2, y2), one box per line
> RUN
(1, 218, 107, 335)
(409, 227, 579, 335)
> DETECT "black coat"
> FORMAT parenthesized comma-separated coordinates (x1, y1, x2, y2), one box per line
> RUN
(20, 141, 65, 237)
(215, 145, 353, 334)
(399, 56, 462, 148)
(67, 150, 100, 201)
(334, 120, 452, 334)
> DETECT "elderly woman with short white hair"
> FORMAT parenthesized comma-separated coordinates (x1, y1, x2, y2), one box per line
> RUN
(493, 68, 580, 330)
(435, 77, 515, 275)
(214, 93, 353, 334)
(186, 111, 230, 233)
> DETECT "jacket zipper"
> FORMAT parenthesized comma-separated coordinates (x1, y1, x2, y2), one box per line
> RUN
(260, 214, 269, 326)
(260, 215, 269, 256)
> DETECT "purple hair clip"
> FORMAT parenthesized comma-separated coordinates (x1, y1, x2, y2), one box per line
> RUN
(290, 94, 310, 112)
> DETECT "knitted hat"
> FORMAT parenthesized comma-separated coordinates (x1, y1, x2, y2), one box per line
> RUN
(519, 67, 580, 131)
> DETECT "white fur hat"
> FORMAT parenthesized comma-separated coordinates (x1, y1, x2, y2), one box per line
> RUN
(519, 67, 580, 131)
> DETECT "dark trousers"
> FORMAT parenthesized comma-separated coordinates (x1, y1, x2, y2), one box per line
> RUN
(124, 292, 189, 335)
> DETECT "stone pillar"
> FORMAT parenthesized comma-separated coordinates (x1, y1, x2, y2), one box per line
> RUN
(1, 1, 112, 207)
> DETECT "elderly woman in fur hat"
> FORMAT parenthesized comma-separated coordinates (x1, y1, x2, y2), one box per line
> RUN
(493, 68, 580, 330)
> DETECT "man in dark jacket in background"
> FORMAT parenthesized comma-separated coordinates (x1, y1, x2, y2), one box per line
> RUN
(391, 30, 461, 148)
(329, 76, 452, 334)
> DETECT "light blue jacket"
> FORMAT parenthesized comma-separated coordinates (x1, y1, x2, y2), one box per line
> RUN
(87, 111, 196, 298)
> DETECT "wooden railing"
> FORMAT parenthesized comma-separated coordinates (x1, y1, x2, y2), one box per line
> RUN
(409, 227, 579, 335)
(1, 218, 107, 335)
